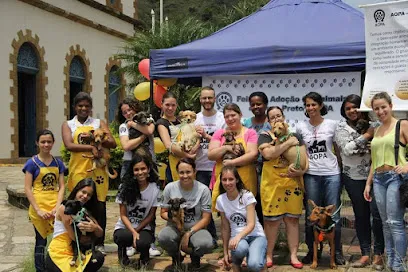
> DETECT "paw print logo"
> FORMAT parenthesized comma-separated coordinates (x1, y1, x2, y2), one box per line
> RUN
(284, 197, 289, 202)
(285, 190, 292, 196)
(275, 205, 279, 208)
(277, 198, 281, 202)
(95, 176, 104, 184)
(294, 187, 302, 196)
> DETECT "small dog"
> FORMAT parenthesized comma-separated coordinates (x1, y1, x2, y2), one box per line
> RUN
(127, 111, 154, 142)
(222, 131, 245, 160)
(308, 200, 337, 269)
(64, 200, 97, 266)
(168, 198, 186, 233)
(81, 129, 118, 179)
(177, 111, 200, 153)
(355, 119, 370, 135)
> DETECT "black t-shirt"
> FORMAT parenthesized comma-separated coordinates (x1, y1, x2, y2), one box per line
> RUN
(258, 132, 304, 161)
(156, 118, 181, 141)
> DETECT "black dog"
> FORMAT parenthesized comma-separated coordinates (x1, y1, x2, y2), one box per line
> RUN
(127, 111, 154, 143)
(355, 119, 370, 135)
(64, 200, 97, 266)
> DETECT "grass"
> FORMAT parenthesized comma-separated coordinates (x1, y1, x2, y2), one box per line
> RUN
(21, 249, 35, 272)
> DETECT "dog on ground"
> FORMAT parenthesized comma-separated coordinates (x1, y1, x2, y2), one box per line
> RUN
(308, 199, 337, 269)
(64, 200, 97, 266)
(81, 128, 118, 179)
(177, 111, 201, 153)
(222, 131, 245, 161)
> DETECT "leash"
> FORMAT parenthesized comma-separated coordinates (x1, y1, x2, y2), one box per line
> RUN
(72, 208, 87, 271)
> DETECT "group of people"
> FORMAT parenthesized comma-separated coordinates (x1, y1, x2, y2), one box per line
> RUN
(23, 86, 408, 272)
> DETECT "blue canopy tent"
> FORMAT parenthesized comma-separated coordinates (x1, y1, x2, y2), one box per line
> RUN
(149, 0, 365, 79)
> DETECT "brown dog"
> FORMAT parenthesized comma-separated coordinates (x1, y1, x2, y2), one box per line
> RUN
(222, 131, 245, 160)
(81, 128, 118, 179)
(308, 200, 337, 269)
(168, 198, 186, 233)
(177, 111, 201, 153)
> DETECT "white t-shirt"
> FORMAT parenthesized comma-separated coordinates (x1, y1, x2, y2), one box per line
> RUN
(194, 111, 225, 171)
(119, 122, 154, 161)
(216, 191, 265, 238)
(67, 116, 100, 138)
(296, 119, 340, 176)
(114, 182, 161, 231)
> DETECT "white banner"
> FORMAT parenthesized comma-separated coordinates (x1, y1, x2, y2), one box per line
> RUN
(362, 1, 408, 111)
(202, 72, 361, 129)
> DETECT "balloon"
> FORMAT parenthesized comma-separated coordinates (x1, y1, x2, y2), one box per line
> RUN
(154, 137, 166, 153)
(133, 82, 150, 101)
(154, 84, 167, 108)
(157, 78, 177, 87)
(138, 59, 150, 79)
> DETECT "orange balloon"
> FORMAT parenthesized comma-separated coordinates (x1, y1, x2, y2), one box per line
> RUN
(154, 84, 167, 108)
(138, 59, 150, 80)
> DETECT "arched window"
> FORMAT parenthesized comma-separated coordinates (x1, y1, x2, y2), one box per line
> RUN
(69, 56, 85, 119)
(108, 66, 120, 122)
(17, 43, 39, 156)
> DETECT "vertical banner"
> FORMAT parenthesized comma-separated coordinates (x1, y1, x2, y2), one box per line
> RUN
(203, 72, 360, 129)
(362, 1, 408, 111)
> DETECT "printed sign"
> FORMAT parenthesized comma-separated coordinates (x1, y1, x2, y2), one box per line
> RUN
(202, 72, 361, 128)
(361, 1, 408, 111)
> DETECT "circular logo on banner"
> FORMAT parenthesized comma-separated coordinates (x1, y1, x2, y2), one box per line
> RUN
(216, 92, 232, 110)
(374, 9, 385, 23)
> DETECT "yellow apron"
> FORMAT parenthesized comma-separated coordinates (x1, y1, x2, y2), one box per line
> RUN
(260, 158, 303, 217)
(48, 232, 92, 271)
(67, 125, 108, 202)
(168, 122, 182, 182)
(211, 132, 257, 212)
(28, 156, 59, 239)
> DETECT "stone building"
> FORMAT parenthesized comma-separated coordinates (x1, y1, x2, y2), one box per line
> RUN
(0, 0, 140, 162)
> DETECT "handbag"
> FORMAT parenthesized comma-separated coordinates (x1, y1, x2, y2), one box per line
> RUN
(395, 120, 408, 207)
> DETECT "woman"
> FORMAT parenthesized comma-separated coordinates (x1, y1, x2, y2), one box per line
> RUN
(216, 166, 267, 272)
(23, 129, 65, 272)
(117, 97, 155, 178)
(46, 178, 104, 271)
(62, 92, 116, 253)
(258, 106, 307, 269)
(158, 158, 213, 269)
(113, 154, 161, 266)
(156, 92, 195, 183)
(363, 92, 408, 272)
(296, 92, 344, 265)
(335, 94, 384, 269)
(208, 103, 258, 211)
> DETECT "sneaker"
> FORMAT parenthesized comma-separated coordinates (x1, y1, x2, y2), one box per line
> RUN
(95, 245, 106, 256)
(126, 246, 136, 257)
(149, 244, 161, 257)
(118, 247, 130, 267)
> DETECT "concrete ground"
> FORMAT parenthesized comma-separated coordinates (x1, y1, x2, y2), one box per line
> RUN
(0, 166, 375, 271)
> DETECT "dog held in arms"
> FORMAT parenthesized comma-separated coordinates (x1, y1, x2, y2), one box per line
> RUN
(127, 111, 155, 156)
(81, 128, 118, 179)
(259, 121, 307, 189)
(64, 200, 98, 266)
(177, 111, 201, 153)
(222, 130, 245, 160)
(308, 200, 337, 269)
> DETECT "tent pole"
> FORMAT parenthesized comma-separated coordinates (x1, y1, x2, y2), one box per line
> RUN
(149, 79, 154, 113)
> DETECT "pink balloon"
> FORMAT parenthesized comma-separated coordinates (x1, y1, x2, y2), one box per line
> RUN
(138, 59, 150, 79)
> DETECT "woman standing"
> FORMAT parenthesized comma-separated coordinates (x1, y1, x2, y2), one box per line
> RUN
(156, 92, 195, 183)
(216, 166, 267, 272)
(158, 158, 213, 269)
(62, 92, 116, 253)
(117, 97, 155, 178)
(335, 94, 384, 269)
(296, 92, 344, 265)
(23, 129, 65, 272)
(114, 154, 161, 267)
(363, 92, 408, 272)
(46, 178, 105, 271)
(258, 106, 307, 269)
(208, 103, 258, 211)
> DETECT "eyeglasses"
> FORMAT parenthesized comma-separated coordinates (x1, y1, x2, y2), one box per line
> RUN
(269, 114, 283, 121)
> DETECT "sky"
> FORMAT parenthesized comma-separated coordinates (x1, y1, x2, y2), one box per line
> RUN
(343, 0, 398, 10)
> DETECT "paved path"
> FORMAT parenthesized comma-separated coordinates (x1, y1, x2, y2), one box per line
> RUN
(0, 165, 372, 271)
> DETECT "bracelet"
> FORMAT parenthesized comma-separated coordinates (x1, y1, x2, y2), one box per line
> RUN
(189, 228, 196, 236)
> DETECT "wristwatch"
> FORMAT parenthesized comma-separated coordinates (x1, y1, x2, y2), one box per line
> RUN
(189, 228, 195, 236)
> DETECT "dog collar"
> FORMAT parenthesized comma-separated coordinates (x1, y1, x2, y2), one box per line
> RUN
(314, 222, 336, 233)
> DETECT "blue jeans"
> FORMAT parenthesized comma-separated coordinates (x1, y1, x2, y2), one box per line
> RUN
(304, 174, 342, 253)
(342, 174, 384, 256)
(231, 236, 267, 272)
(373, 171, 407, 271)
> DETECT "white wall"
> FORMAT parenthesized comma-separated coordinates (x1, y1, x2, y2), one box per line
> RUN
(0, 0, 132, 159)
